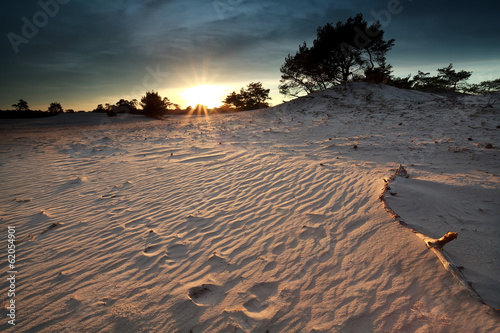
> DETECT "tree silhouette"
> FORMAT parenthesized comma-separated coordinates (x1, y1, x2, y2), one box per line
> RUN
(48, 102, 63, 113)
(388, 74, 413, 89)
(412, 71, 438, 90)
(223, 82, 271, 110)
(93, 104, 106, 113)
(468, 78, 500, 94)
(244, 82, 272, 109)
(223, 91, 245, 109)
(279, 13, 395, 97)
(115, 99, 138, 113)
(437, 63, 472, 91)
(410, 64, 472, 92)
(140, 91, 171, 119)
(12, 99, 29, 111)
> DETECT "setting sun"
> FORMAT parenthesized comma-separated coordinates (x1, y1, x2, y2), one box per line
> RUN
(180, 85, 228, 108)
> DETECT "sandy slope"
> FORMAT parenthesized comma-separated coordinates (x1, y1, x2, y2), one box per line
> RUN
(1, 83, 499, 332)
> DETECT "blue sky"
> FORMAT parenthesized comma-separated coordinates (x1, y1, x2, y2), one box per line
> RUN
(1, 0, 499, 110)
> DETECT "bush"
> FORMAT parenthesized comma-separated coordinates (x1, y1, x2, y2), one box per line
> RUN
(388, 75, 413, 89)
(93, 104, 106, 113)
(140, 91, 171, 119)
(48, 102, 64, 113)
(466, 79, 500, 95)
(223, 82, 271, 110)
(12, 99, 29, 111)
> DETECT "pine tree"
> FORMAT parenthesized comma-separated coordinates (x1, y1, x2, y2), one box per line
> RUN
(279, 13, 395, 97)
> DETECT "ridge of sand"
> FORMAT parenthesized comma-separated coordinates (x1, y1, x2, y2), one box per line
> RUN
(1, 83, 499, 332)
(380, 165, 499, 311)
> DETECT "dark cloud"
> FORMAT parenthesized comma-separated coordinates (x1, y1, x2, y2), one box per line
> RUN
(1, 0, 499, 110)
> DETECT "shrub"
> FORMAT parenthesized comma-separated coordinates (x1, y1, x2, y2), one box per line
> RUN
(12, 99, 29, 111)
(223, 82, 271, 110)
(140, 91, 171, 119)
(48, 102, 64, 113)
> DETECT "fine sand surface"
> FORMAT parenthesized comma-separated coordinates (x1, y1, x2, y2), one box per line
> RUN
(1, 83, 499, 332)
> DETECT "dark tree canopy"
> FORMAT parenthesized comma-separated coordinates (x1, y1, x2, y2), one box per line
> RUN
(388, 74, 413, 90)
(279, 13, 395, 97)
(140, 91, 171, 119)
(468, 78, 500, 94)
(12, 99, 29, 111)
(436, 63, 472, 91)
(116, 99, 138, 112)
(223, 82, 271, 110)
(410, 64, 472, 92)
(48, 102, 63, 113)
(224, 91, 245, 109)
(93, 104, 106, 113)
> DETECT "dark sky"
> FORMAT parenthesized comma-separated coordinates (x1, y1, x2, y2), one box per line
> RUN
(1, 0, 499, 110)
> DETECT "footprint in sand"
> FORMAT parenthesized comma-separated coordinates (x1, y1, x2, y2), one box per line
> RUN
(318, 247, 335, 263)
(207, 252, 230, 271)
(243, 282, 280, 315)
(249, 281, 279, 299)
(188, 284, 220, 306)
(61, 176, 88, 186)
(271, 242, 286, 255)
(165, 243, 188, 262)
(142, 244, 162, 256)
(66, 296, 84, 312)
(299, 225, 327, 241)
(263, 261, 277, 272)
(243, 297, 269, 313)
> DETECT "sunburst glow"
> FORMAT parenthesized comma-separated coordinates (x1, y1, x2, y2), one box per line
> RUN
(180, 85, 227, 108)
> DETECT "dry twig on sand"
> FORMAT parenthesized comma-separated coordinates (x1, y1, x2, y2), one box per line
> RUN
(41, 222, 62, 235)
(379, 165, 498, 312)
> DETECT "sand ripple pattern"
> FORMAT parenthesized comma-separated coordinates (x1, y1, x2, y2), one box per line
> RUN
(1, 86, 499, 332)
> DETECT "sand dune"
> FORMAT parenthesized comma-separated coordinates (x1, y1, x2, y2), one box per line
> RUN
(1, 83, 499, 332)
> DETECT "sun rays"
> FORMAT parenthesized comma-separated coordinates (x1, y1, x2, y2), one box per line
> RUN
(180, 85, 227, 109)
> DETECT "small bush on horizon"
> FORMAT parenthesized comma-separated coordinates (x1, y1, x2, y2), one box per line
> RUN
(140, 91, 172, 119)
(48, 102, 64, 113)
(12, 99, 30, 111)
(116, 99, 138, 113)
(92, 104, 106, 113)
(386, 63, 500, 95)
(1, 100, 59, 119)
(223, 82, 271, 111)
(466, 78, 500, 95)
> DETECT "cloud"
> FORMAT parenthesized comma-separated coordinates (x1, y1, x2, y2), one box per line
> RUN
(1, 0, 499, 109)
